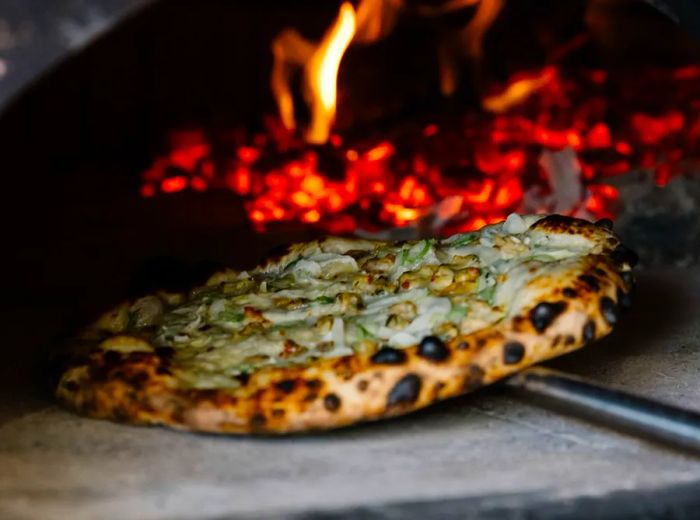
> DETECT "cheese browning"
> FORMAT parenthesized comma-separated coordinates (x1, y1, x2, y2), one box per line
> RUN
(114, 214, 600, 389)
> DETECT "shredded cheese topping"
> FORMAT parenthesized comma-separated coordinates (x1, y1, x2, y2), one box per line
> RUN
(117, 214, 597, 388)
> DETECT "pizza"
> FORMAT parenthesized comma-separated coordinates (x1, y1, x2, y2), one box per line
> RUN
(56, 214, 637, 434)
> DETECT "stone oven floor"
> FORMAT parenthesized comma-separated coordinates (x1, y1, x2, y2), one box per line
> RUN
(2, 269, 700, 519)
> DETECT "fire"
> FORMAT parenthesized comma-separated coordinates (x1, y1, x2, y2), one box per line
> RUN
(304, 2, 357, 144)
(482, 68, 555, 113)
(271, 2, 358, 144)
(140, 3, 700, 236)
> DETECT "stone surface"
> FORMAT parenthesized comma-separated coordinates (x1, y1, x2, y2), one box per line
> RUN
(2, 269, 700, 519)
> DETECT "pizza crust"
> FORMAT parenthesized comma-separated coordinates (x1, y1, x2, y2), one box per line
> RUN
(56, 215, 636, 434)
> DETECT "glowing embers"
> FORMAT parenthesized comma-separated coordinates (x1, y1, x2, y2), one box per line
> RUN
(140, 63, 700, 232)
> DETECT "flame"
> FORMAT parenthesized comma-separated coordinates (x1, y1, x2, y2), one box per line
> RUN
(304, 3, 357, 144)
(438, 0, 504, 96)
(142, 56, 700, 233)
(270, 30, 314, 131)
(482, 69, 554, 113)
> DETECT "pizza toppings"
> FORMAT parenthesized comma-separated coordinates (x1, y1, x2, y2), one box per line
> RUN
(56, 213, 637, 434)
(86, 213, 624, 390)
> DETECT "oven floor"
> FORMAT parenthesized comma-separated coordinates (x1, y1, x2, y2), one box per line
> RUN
(2, 269, 700, 519)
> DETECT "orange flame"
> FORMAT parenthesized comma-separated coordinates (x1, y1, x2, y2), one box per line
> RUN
(482, 68, 554, 113)
(304, 2, 357, 144)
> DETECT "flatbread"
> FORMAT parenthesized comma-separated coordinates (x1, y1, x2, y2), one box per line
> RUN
(56, 214, 636, 434)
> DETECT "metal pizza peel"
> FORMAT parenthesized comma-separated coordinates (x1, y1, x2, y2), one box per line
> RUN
(504, 366, 700, 454)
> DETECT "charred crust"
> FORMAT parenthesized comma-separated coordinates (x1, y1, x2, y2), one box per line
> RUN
(595, 218, 613, 230)
(611, 245, 639, 267)
(565, 334, 576, 346)
(529, 301, 567, 332)
(600, 297, 619, 325)
(371, 346, 407, 365)
(387, 374, 422, 408)
(236, 372, 251, 386)
(306, 379, 322, 390)
(357, 380, 369, 391)
(583, 320, 596, 344)
(578, 274, 600, 291)
(323, 393, 341, 412)
(417, 336, 449, 362)
(155, 347, 175, 358)
(563, 288, 577, 298)
(475, 338, 487, 349)
(275, 379, 296, 394)
(457, 341, 470, 350)
(503, 342, 526, 364)
(463, 365, 485, 392)
(251, 413, 266, 428)
(532, 214, 579, 232)
(593, 267, 606, 277)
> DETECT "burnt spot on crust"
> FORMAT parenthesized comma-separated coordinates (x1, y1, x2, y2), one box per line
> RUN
(323, 393, 341, 412)
(271, 409, 285, 418)
(155, 347, 175, 358)
(457, 341, 470, 351)
(595, 218, 613, 230)
(306, 379, 322, 390)
(565, 334, 576, 346)
(529, 302, 567, 332)
(463, 365, 486, 392)
(418, 336, 449, 362)
(578, 274, 600, 291)
(387, 374, 422, 408)
(357, 380, 369, 392)
(583, 320, 596, 344)
(511, 316, 527, 331)
(250, 413, 267, 428)
(617, 288, 632, 310)
(600, 297, 619, 325)
(275, 379, 296, 394)
(532, 214, 579, 232)
(371, 346, 407, 365)
(503, 342, 526, 364)
(611, 245, 639, 267)
(563, 288, 577, 298)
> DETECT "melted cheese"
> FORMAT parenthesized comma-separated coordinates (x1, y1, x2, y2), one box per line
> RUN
(121, 213, 598, 389)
